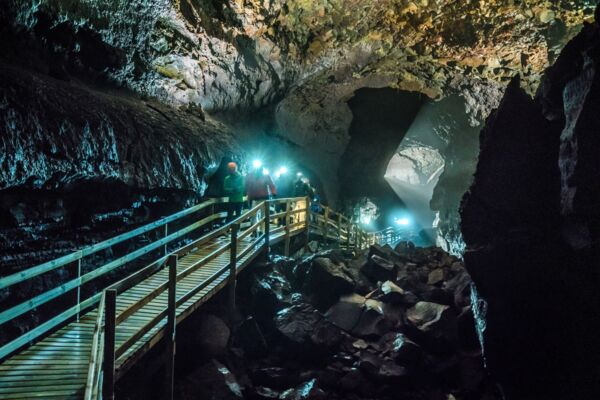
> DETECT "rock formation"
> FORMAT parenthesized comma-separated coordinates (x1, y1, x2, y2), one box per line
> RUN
(151, 243, 499, 400)
(461, 11, 600, 399)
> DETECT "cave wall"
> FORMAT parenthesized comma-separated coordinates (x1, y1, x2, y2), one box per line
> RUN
(460, 15, 600, 399)
(0, 62, 238, 268)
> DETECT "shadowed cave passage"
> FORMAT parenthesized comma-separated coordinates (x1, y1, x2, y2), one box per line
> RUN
(340, 87, 427, 230)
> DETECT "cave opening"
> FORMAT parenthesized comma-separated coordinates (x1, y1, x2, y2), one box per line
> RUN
(341, 87, 426, 232)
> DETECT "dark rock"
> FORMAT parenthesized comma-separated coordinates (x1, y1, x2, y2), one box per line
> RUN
(279, 379, 326, 400)
(457, 306, 480, 351)
(460, 20, 600, 399)
(361, 255, 398, 283)
(444, 270, 472, 308)
(274, 303, 321, 345)
(300, 257, 355, 310)
(381, 303, 405, 330)
(251, 386, 281, 400)
(420, 287, 455, 307)
(182, 359, 243, 400)
(357, 350, 382, 376)
(251, 367, 299, 391)
(385, 333, 422, 367)
(394, 241, 416, 257)
(407, 302, 458, 349)
(324, 294, 365, 332)
(195, 314, 230, 356)
(427, 268, 446, 285)
(235, 317, 268, 358)
(250, 265, 294, 319)
(380, 280, 405, 304)
(377, 359, 408, 381)
(352, 302, 390, 339)
(458, 354, 486, 393)
(339, 368, 367, 391)
(274, 302, 342, 352)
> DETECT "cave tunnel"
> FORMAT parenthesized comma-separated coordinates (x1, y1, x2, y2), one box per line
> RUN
(340, 87, 426, 233)
(2, 2, 600, 400)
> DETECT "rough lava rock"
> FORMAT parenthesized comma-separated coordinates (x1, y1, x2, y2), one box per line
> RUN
(461, 12, 600, 399)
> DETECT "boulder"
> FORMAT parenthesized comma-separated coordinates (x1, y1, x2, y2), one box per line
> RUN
(352, 300, 390, 339)
(324, 294, 365, 331)
(279, 379, 326, 400)
(250, 266, 294, 318)
(274, 302, 341, 351)
(251, 386, 281, 400)
(387, 333, 422, 367)
(301, 257, 355, 310)
(275, 303, 322, 345)
(339, 368, 367, 391)
(251, 367, 299, 391)
(183, 359, 243, 400)
(427, 268, 446, 285)
(407, 302, 458, 348)
(235, 317, 268, 358)
(361, 255, 398, 283)
(195, 314, 230, 356)
(380, 280, 405, 304)
(444, 270, 472, 308)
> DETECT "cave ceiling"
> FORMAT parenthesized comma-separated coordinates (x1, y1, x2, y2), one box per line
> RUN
(10, 0, 594, 114)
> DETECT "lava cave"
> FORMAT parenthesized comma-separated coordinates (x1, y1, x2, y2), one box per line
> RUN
(1, 1, 600, 400)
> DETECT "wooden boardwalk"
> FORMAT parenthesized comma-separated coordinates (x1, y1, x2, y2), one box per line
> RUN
(0, 197, 389, 399)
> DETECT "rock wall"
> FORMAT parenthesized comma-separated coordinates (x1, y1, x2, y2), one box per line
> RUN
(460, 14, 600, 399)
(0, 62, 238, 268)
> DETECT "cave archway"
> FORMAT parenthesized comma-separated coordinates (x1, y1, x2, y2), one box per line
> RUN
(340, 87, 426, 230)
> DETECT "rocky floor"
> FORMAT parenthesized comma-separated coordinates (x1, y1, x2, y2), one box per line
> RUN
(171, 243, 501, 400)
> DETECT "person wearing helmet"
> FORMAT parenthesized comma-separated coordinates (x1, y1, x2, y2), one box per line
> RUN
(223, 162, 245, 221)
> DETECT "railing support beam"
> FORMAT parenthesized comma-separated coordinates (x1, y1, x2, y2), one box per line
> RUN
(264, 201, 271, 260)
(284, 200, 291, 257)
(103, 289, 117, 400)
(228, 224, 239, 323)
(164, 255, 177, 400)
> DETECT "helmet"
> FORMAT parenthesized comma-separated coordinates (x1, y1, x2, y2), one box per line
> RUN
(227, 162, 237, 172)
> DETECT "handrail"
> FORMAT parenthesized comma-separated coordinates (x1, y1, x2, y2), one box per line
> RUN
(0, 198, 219, 290)
(84, 291, 106, 400)
(0, 197, 235, 361)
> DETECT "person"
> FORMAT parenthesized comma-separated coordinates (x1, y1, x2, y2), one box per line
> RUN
(245, 168, 277, 233)
(223, 162, 245, 221)
(246, 168, 277, 202)
(293, 177, 315, 224)
(294, 176, 315, 198)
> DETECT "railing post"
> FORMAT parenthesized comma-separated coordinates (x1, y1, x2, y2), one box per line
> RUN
(304, 196, 311, 249)
(103, 289, 117, 400)
(163, 224, 169, 256)
(228, 224, 239, 321)
(345, 220, 351, 249)
(76, 258, 82, 321)
(263, 201, 271, 259)
(284, 200, 291, 257)
(165, 254, 177, 400)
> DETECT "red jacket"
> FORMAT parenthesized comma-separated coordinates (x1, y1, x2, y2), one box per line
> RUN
(246, 172, 277, 200)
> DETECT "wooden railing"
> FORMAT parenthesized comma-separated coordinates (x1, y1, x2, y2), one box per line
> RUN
(309, 204, 402, 250)
(0, 195, 397, 400)
(0, 197, 233, 360)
